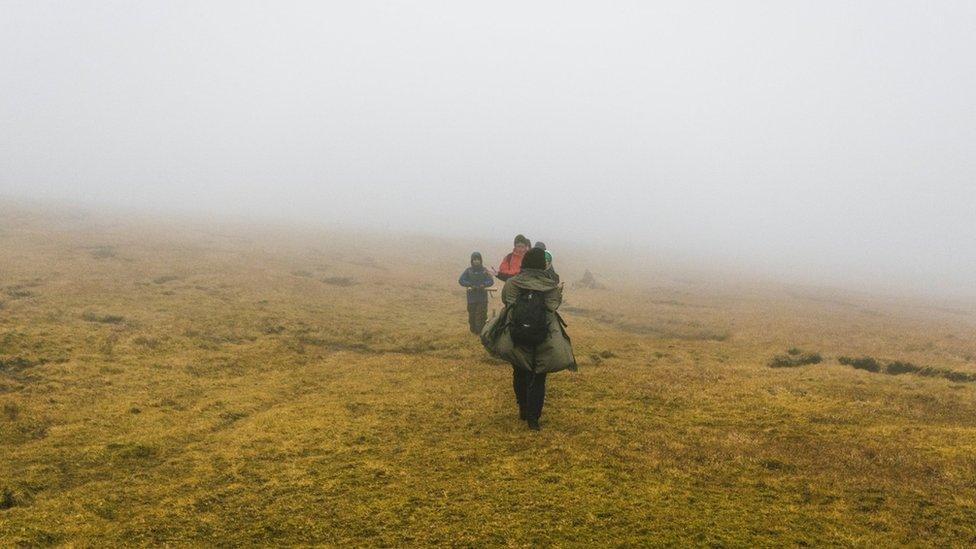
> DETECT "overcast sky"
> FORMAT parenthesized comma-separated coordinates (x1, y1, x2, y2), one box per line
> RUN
(2, 1, 974, 295)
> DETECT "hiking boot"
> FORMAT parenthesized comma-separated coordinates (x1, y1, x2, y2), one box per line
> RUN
(527, 418, 540, 431)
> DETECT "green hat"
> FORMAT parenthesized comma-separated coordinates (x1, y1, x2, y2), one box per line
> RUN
(544, 251, 552, 263)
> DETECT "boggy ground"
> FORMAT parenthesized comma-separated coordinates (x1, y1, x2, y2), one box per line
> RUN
(2, 202, 976, 546)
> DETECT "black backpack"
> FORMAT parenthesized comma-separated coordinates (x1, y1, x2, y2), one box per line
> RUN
(509, 289, 549, 348)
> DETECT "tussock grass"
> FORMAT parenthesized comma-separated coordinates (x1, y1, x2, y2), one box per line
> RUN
(838, 355, 883, 372)
(2, 402, 20, 420)
(106, 442, 158, 462)
(89, 245, 117, 259)
(322, 276, 356, 287)
(0, 489, 15, 511)
(81, 312, 125, 324)
(4, 287, 34, 299)
(768, 349, 823, 368)
(2, 202, 976, 545)
(840, 356, 976, 383)
(562, 306, 730, 341)
(0, 357, 37, 371)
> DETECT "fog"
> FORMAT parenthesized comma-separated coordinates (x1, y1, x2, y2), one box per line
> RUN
(2, 2, 974, 296)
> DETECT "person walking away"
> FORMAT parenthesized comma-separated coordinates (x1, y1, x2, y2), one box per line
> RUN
(458, 252, 494, 334)
(490, 234, 531, 281)
(481, 247, 578, 431)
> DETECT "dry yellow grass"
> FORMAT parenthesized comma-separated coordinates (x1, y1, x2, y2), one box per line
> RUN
(2, 202, 976, 546)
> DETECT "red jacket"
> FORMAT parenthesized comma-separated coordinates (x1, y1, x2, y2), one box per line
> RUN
(496, 249, 525, 281)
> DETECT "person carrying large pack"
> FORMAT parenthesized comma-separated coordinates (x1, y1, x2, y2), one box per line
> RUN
(481, 247, 577, 431)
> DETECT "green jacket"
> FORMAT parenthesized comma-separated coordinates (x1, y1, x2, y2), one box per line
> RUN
(481, 268, 578, 374)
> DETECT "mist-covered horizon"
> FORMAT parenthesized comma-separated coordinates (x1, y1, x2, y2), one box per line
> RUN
(2, 2, 975, 296)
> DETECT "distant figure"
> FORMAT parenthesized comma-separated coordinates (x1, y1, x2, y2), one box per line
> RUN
(458, 252, 494, 334)
(574, 269, 606, 290)
(490, 234, 530, 281)
(481, 247, 578, 431)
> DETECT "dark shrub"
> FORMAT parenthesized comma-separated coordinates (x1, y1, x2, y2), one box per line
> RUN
(838, 356, 881, 372)
(840, 355, 976, 382)
(885, 361, 921, 375)
(940, 370, 976, 383)
(0, 488, 14, 510)
(768, 351, 823, 368)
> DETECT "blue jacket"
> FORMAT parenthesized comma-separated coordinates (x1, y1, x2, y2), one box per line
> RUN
(459, 252, 494, 303)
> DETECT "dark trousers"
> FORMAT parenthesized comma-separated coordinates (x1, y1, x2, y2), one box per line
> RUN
(467, 300, 488, 334)
(512, 366, 547, 420)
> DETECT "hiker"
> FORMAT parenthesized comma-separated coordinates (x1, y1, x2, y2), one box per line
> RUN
(458, 251, 494, 334)
(544, 250, 560, 283)
(533, 241, 560, 283)
(481, 247, 577, 431)
(490, 234, 531, 281)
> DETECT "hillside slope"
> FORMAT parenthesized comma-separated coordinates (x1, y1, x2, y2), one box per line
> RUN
(2, 203, 975, 546)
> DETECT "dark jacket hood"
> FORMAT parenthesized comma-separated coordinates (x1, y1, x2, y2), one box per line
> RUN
(510, 268, 560, 292)
(470, 251, 484, 268)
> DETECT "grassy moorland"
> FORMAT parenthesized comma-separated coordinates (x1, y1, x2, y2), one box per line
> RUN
(2, 202, 976, 546)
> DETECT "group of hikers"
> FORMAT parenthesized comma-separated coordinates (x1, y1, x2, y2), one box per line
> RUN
(458, 234, 577, 431)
